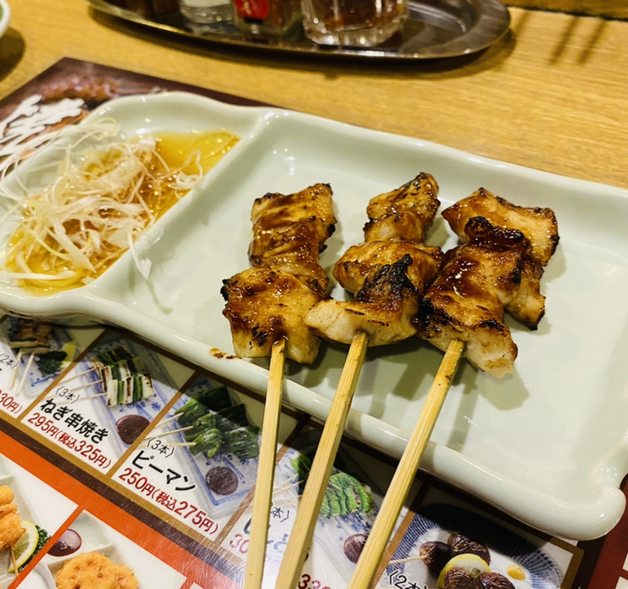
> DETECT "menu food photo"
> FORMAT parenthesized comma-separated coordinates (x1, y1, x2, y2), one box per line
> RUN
(0, 57, 626, 589)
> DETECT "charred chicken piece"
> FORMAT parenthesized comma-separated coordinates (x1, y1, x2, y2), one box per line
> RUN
(222, 267, 324, 364)
(248, 184, 336, 295)
(363, 173, 440, 244)
(307, 255, 421, 347)
(443, 188, 559, 266)
(306, 244, 442, 346)
(223, 184, 336, 364)
(250, 183, 336, 241)
(305, 175, 442, 346)
(442, 188, 559, 329)
(503, 257, 545, 329)
(334, 241, 443, 295)
(415, 216, 533, 378)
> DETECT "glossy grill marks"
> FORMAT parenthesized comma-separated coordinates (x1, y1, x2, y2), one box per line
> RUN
(221, 184, 336, 363)
(305, 173, 443, 347)
(417, 189, 559, 377)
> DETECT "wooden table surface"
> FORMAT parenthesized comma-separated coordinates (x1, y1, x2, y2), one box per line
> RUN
(1, 0, 627, 190)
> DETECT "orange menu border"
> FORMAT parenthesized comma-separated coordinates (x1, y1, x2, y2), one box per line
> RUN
(0, 425, 239, 589)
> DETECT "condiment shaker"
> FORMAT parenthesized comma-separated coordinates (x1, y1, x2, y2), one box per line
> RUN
(233, 0, 301, 36)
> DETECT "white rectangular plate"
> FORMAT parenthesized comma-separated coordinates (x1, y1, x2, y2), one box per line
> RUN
(1, 92, 627, 540)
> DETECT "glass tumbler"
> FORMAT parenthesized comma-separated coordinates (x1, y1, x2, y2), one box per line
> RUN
(300, 0, 408, 46)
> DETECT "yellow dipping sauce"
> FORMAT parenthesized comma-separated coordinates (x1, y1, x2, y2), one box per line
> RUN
(4, 129, 239, 296)
(153, 129, 238, 174)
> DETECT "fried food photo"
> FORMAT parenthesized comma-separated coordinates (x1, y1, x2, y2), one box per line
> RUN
(0, 484, 26, 552)
(55, 551, 139, 589)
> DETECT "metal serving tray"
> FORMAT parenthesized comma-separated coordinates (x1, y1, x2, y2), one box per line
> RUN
(86, 0, 511, 59)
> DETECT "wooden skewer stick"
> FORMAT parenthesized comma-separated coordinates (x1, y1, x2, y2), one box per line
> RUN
(154, 414, 181, 428)
(271, 499, 300, 509)
(347, 338, 465, 589)
(162, 441, 196, 448)
(10, 544, 18, 576)
(80, 392, 107, 400)
(272, 472, 299, 493)
(272, 479, 302, 495)
(56, 391, 107, 405)
(148, 426, 193, 439)
(69, 379, 103, 392)
(244, 338, 287, 589)
(276, 331, 369, 589)
(141, 439, 197, 448)
(47, 381, 104, 401)
(60, 367, 98, 383)
(388, 555, 423, 565)
(9, 348, 23, 388)
(15, 352, 35, 396)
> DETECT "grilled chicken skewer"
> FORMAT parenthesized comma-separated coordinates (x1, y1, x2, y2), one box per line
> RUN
(348, 192, 559, 589)
(277, 174, 442, 589)
(417, 216, 532, 378)
(221, 184, 336, 589)
(222, 183, 336, 364)
(418, 189, 560, 377)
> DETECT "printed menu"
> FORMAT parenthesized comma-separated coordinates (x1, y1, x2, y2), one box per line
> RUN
(0, 58, 624, 589)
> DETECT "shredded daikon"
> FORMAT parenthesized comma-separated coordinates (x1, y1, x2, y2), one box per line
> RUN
(0, 119, 238, 295)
